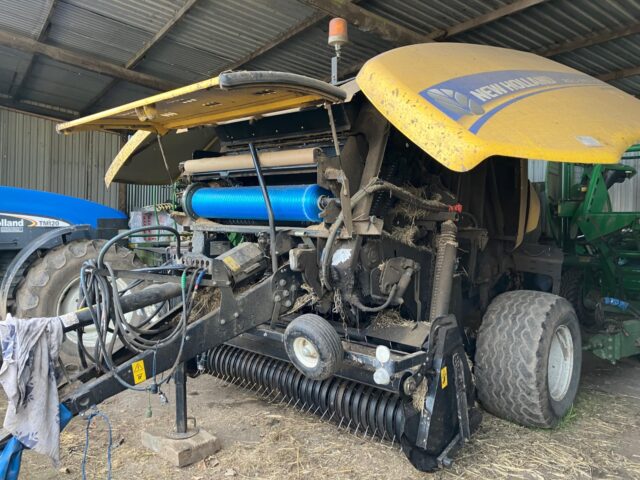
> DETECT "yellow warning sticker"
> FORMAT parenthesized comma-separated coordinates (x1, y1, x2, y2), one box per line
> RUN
(223, 255, 241, 272)
(132, 360, 147, 384)
(440, 366, 448, 389)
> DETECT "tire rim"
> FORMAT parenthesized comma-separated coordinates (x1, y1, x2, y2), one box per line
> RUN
(292, 337, 320, 369)
(547, 324, 574, 402)
(56, 277, 157, 350)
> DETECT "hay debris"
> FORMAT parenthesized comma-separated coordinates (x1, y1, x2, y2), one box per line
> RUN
(189, 287, 220, 321)
(372, 309, 414, 328)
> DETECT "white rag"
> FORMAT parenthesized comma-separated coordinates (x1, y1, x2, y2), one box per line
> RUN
(0, 312, 77, 465)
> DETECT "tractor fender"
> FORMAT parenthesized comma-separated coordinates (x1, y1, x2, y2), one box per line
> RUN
(0, 224, 90, 319)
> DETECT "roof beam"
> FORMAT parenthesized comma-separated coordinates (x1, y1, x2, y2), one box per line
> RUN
(300, 0, 546, 47)
(308, 0, 546, 80)
(0, 95, 77, 120)
(10, 0, 57, 99)
(126, 0, 199, 69)
(434, 0, 547, 40)
(596, 65, 640, 83)
(0, 29, 178, 92)
(82, 0, 198, 114)
(537, 23, 640, 57)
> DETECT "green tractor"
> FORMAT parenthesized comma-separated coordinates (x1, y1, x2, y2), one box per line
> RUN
(546, 152, 640, 363)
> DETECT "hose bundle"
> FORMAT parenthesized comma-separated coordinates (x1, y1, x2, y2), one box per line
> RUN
(76, 226, 200, 391)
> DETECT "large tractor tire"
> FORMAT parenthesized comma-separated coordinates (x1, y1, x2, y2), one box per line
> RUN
(475, 290, 581, 428)
(14, 239, 143, 364)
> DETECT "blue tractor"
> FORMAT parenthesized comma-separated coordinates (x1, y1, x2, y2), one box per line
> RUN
(0, 186, 144, 362)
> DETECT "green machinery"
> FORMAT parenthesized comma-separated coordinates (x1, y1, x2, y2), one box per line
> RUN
(546, 149, 640, 363)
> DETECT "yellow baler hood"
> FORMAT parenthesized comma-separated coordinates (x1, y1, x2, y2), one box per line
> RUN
(357, 43, 640, 171)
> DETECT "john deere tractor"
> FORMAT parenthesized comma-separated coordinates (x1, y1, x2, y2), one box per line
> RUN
(547, 160, 640, 363)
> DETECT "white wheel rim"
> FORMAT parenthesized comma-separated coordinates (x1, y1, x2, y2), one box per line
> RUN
(292, 337, 320, 369)
(547, 325, 574, 402)
(57, 277, 158, 349)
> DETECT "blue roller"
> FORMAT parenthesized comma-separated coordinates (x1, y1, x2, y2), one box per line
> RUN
(189, 184, 331, 222)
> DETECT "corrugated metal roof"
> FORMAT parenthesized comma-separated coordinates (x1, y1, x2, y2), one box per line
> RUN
(246, 24, 392, 78)
(19, 56, 112, 111)
(0, 0, 52, 38)
(365, 0, 511, 34)
(134, 39, 229, 84)
(1, 0, 640, 119)
(47, 1, 155, 65)
(166, 0, 314, 62)
(0, 45, 31, 96)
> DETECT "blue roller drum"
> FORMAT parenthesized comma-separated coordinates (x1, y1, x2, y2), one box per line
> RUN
(188, 184, 331, 222)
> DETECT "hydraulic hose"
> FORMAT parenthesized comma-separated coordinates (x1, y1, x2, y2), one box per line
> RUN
(321, 179, 448, 289)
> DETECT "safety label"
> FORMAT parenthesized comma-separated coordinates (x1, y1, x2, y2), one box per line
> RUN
(132, 360, 147, 384)
(440, 366, 448, 389)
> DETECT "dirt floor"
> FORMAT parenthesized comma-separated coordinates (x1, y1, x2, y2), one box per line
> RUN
(8, 353, 640, 480)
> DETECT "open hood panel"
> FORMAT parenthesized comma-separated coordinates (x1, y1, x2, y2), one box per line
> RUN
(357, 43, 640, 171)
(57, 71, 346, 134)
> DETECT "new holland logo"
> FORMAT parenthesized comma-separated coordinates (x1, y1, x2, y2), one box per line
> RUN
(0, 217, 24, 233)
(425, 88, 485, 117)
(0, 218, 24, 227)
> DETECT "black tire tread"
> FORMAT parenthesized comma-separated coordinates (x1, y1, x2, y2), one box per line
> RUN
(15, 239, 138, 318)
(475, 290, 577, 428)
(285, 313, 343, 380)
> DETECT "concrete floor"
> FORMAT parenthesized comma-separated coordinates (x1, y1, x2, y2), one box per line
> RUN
(9, 353, 640, 479)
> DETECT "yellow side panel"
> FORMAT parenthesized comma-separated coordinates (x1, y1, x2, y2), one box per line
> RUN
(357, 43, 640, 171)
(105, 130, 151, 187)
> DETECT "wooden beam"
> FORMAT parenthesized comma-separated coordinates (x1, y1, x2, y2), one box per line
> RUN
(432, 0, 547, 40)
(299, 0, 427, 45)
(10, 0, 57, 99)
(597, 65, 640, 83)
(0, 95, 77, 120)
(0, 29, 178, 91)
(310, 0, 547, 79)
(126, 0, 199, 69)
(82, 0, 198, 114)
(537, 23, 640, 57)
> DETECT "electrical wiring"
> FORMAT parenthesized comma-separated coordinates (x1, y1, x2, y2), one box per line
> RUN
(75, 226, 204, 393)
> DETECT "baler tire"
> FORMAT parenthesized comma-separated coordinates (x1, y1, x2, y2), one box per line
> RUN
(284, 314, 343, 381)
(475, 290, 581, 428)
(560, 268, 597, 327)
(15, 239, 141, 360)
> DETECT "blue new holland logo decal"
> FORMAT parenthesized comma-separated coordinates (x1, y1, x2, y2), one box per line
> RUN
(420, 70, 605, 134)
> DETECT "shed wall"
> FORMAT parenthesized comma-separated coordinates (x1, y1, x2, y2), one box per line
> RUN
(0, 107, 122, 209)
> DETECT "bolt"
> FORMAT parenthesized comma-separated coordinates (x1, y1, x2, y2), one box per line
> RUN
(284, 300, 292, 307)
(233, 312, 239, 318)
(220, 318, 226, 325)
(283, 290, 290, 297)
(403, 377, 417, 395)
(212, 281, 217, 286)
(274, 295, 282, 302)
(225, 281, 231, 286)
(279, 279, 287, 287)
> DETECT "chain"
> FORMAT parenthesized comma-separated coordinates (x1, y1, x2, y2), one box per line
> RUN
(333, 289, 350, 340)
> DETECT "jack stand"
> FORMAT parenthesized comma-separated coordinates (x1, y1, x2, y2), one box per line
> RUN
(141, 363, 221, 467)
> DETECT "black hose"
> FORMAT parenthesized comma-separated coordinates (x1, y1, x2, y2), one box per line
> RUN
(321, 179, 448, 289)
(249, 142, 278, 273)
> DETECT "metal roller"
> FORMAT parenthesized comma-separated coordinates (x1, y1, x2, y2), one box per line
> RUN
(184, 184, 331, 222)
(205, 344, 410, 441)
